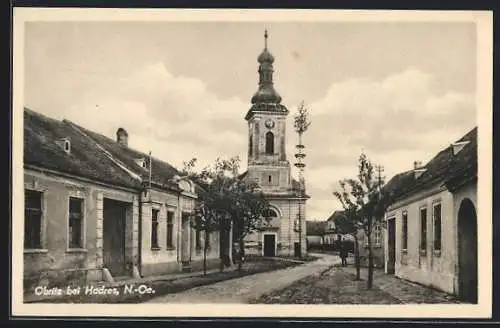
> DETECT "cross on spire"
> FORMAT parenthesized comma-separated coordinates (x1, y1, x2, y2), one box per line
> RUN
(264, 29, 268, 49)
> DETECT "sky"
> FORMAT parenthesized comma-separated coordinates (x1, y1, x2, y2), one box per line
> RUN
(23, 20, 477, 220)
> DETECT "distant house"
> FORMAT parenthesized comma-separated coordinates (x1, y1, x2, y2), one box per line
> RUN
(305, 220, 326, 250)
(324, 170, 414, 267)
(323, 211, 355, 247)
(23, 108, 221, 291)
(384, 127, 477, 303)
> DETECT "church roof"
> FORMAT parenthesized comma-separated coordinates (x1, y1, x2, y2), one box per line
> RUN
(245, 30, 289, 121)
(257, 48, 275, 64)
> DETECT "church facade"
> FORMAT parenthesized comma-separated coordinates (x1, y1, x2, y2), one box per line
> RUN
(241, 31, 309, 258)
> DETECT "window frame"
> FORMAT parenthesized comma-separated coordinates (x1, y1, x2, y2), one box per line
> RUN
(67, 196, 86, 251)
(151, 208, 160, 250)
(373, 223, 382, 247)
(401, 211, 408, 252)
(24, 189, 46, 252)
(419, 206, 428, 255)
(265, 131, 274, 155)
(432, 202, 442, 255)
(166, 210, 175, 250)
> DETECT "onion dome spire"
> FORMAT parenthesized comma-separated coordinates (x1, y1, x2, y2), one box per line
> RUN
(251, 30, 282, 104)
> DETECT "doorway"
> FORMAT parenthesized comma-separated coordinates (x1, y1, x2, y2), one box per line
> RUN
(387, 218, 396, 274)
(263, 234, 276, 257)
(458, 198, 478, 303)
(103, 198, 128, 276)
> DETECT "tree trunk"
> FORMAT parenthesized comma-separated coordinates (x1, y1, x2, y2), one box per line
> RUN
(203, 231, 208, 275)
(238, 237, 244, 271)
(219, 226, 226, 273)
(354, 235, 361, 280)
(367, 233, 373, 289)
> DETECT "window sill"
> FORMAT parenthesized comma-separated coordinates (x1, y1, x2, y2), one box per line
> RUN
(401, 249, 408, 254)
(166, 246, 176, 251)
(24, 249, 48, 254)
(151, 247, 161, 251)
(66, 248, 88, 253)
(433, 250, 441, 257)
(419, 249, 427, 256)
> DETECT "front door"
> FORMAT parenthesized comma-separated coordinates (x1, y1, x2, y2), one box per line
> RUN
(263, 234, 276, 257)
(458, 199, 478, 303)
(294, 242, 300, 257)
(103, 199, 127, 276)
(387, 218, 396, 274)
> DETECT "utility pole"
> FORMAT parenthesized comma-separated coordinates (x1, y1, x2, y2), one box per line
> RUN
(374, 164, 384, 193)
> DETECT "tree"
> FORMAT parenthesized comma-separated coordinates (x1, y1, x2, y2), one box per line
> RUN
(334, 153, 391, 288)
(191, 201, 218, 275)
(181, 156, 270, 273)
(228, 179, 270, 270)
(333, 183, 363, 280)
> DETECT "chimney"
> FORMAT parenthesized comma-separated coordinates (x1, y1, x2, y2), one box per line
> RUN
(116, 128, 128, 147)
(413, 161, 423, 170)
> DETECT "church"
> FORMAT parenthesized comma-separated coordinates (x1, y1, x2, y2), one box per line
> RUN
(241, 31, 309, 258)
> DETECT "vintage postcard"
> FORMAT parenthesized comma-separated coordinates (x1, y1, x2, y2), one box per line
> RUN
(11, 8, 493, 318)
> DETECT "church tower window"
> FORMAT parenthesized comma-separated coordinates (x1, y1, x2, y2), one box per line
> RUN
(265, 131, 274, 154)
(249, 135, 253, 156)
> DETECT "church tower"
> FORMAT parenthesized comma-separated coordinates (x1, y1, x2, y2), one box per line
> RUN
(242, 30, 308, 258)
(245, 30, 292, 194)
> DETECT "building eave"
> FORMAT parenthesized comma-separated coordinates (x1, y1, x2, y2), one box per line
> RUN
(387, 182, 448, 212)
(24, 164, 140, 193)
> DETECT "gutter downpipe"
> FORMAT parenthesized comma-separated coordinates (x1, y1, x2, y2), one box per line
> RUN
(137, 186, 143, 277)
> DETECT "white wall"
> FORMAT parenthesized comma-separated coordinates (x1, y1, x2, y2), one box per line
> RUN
(387, 187, 457, 295)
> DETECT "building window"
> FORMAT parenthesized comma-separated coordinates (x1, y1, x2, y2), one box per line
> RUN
(373, 224, 382, 246)
(249, 135, 253, 156)
(166, 211, 174, 249)
(402, 211, 408, 251)
(69, 197, 84, 249)
(151, 208, 160, 249)
(265, 131, 274, 154)
(433, 203, 442, 251)
(268, 175, 272, 183)
(24, 190, 43, 249)
(420, 207, 427, 253)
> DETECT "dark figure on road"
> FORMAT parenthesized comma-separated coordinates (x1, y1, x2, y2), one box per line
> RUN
(339, 241, 348, 267)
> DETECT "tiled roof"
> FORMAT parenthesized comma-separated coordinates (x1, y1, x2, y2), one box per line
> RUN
(395, 127, 477, 201)
(383, 170, 415, 200)
(326, 210, 346, 222)
(65, 120, 182, 192)
(24, 108, 140, 189)
(306, 220, 327, 236)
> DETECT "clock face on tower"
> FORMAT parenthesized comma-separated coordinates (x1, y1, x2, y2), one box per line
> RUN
(265, 119, 275, 129)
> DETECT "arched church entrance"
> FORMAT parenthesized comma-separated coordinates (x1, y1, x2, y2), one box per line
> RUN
(262, 209, 278, 257)
(457, 198, 478, 303)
